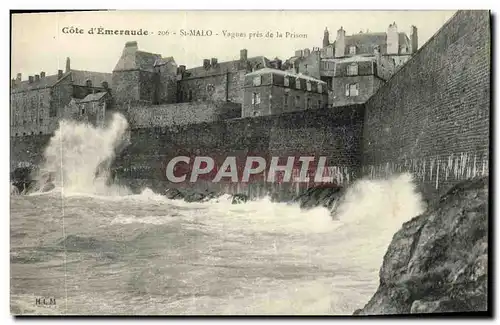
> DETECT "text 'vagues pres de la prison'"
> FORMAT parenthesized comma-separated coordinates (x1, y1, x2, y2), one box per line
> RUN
(61, 27, 308, 39)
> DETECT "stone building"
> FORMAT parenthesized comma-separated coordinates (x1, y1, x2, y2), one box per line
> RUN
(64, 92, 112, 127)
(286, 23, 418, 107)
(112, 41, 274, 110)
(242, 68, 328, 117)
(176, 49, 273, 104)
(10, 57, 112, 136)
(111, 41, 178, 106)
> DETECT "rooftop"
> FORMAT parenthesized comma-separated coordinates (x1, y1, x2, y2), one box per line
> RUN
(246, 68, 326, 83)
(11, 70, 112, 93)
(78, 92, 108, 103)
(183, 56, 271, 79)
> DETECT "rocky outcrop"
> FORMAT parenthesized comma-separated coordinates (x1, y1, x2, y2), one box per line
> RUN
(293, 185, 344, 210)
(163, 188, 220, 203)
(355, 176, 488, 315)
(231, 194, 249, 204)
(10, 167, 35, 194)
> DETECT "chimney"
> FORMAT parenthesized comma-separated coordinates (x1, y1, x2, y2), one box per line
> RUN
(294, 49, 304, 57)
(28, 76, 34, 83)
(35, 74, 40, 82)
(335, 26, 346, 58)
(101, 81, 109, 89)
(58, 69, 63, 79)
(274, 58, 282, 70)
(203, 59, 211, 69)
(16, 73, 21, 82)
(323, 27, 330, 48)
(65, 57, 71, 73)
(211, 58, 218, 67)
(387, 22, 399, 54)
(40, 71, 46, 78)
(125, 41, 138, 48)
(240, 49, 248, 61)
(303, 48, 311, 57)
(178, 65, 186, 75)
(410, 25, 418, 54)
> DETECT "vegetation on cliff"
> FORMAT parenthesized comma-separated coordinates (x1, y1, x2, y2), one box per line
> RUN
(354, 176, 488, 314)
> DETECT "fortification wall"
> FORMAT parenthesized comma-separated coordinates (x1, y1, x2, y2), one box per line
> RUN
(362, 10, 491, 199)
(125, 101, 242, 127)
(113, 104, 364, 197)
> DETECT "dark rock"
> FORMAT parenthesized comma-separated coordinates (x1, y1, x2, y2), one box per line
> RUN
(231, 193, 249, 204)
(293, 185, 344, 210)
(164, 188, 184, 200)
(355, 177, 488, 315)
(163, 188, 220, 203)
(183, 191, 206, 203)
(11, 167, 36, 195)
(201, 191, 221, 202)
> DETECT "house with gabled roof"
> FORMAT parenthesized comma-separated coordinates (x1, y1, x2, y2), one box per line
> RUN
(10, 57, 112, 136)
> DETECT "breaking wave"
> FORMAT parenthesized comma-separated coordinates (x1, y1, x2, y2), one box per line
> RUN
(37, 113, 131, 196)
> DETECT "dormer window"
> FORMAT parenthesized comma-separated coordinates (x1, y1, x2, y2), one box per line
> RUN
(347, 63, 358, 76)
(252, 76, 262, 86)
(349, 46, 356, 55)
(284, 76, 290, 87)
(318, 83, 323, 93)
(306, 81, 312, 91)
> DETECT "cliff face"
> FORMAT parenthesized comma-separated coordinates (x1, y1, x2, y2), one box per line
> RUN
(355, 176, 488, 315)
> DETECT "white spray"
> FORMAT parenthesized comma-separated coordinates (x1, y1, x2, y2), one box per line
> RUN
(39, 113, 131, 196)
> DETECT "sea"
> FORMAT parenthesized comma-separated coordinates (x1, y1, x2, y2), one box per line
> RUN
(10, 113, 425, 315)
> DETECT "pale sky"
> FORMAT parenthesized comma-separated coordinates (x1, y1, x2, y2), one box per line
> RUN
(11, 10, 456, 78)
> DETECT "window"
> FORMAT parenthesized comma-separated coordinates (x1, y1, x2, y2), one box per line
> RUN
(284, 93, 289, 107)
(252, 76, 262, 86)
(347, 63, 358, 76)
(81, 108, 86, 115)
(318, 100, 322, 108)
(318, 83, 323, 93)
(349, 46, 356, 55)
(49, 105, 57, 117)
(253, 111, 261, 116)
(306, 81, 312, 91)
(252, 92, 261, 105)
(295, 78, 301, 90)
(345, 83, 359, 97)
(284, 77, 290, 87)
(306, 97, 311, 110)
(295, 95, 300, 107)
(188, 90, 193, 101)
(206, 84, 215, 93)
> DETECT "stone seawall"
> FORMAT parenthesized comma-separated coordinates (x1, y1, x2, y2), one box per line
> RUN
(113, 104, 365, 198)
(362, 10, 491, 200)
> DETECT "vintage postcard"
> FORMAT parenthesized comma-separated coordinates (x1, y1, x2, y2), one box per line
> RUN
(10, 10, 490, 316)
